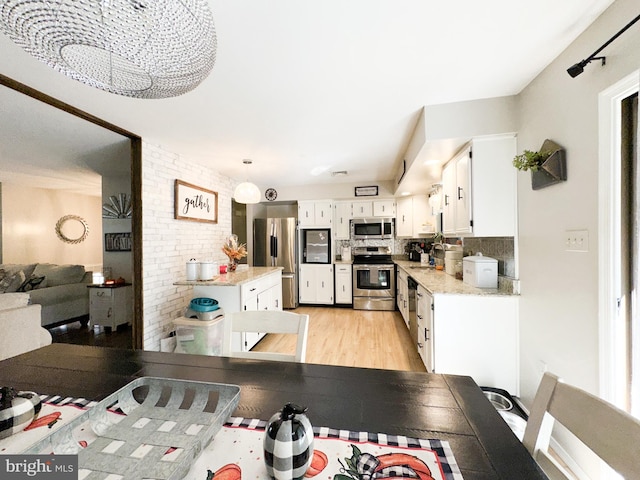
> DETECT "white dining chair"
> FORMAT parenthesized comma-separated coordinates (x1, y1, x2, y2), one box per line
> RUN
(522, 372, 640, 479)
(222, 310, 309, 362)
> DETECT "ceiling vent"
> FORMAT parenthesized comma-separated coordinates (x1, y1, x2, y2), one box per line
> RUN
(331, 171, 348, 177)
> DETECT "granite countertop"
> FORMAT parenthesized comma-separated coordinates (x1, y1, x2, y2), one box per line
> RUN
(394, 260, 516, 296)
(174, 266, 282, 287)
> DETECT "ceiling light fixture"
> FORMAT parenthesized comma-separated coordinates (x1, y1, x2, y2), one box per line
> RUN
(233, 160, 261, 204)
(0, 0, 217, 98)
(567, 13, 640, 78)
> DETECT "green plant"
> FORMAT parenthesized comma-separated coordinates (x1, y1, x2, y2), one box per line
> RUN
(512, 150, 551, 172)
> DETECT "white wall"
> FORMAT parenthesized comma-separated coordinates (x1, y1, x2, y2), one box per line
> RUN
(141, 142, 234, 350)
(1, 183, 102, 269)
(517, 0, 639, 474)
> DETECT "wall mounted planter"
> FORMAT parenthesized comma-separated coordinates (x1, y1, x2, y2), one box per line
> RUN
(531, 139, 566, 190)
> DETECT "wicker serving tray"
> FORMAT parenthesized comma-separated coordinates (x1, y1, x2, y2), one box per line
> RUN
(24, 377, 241, 480)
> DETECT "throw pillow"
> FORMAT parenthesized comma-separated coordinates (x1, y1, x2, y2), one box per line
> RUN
(1, 271, 26, 293)
(17, 275, 46, 293)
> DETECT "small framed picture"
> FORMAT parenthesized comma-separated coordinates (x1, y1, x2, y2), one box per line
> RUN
(355, 185, 379, 197)
(105, 232, 132, 252)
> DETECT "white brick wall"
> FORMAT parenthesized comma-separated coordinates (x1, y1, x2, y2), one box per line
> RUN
(142, 142, 235, 350)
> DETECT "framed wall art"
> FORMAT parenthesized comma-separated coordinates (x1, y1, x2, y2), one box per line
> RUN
(105, 232, 132, 252)
(174, 180, 218, 223)
(354, 185, 379, 197)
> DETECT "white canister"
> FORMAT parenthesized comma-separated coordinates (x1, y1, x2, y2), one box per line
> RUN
(199, 261, 217, 280)
(186, 259, 199, 281)
(462, 254, 498, 288)
(445, 250, 463, 275)
(341, 246, 351, 262)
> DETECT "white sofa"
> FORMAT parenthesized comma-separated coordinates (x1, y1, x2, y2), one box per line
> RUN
(0, 293, 52, 361)
(0, 263, 92, 327)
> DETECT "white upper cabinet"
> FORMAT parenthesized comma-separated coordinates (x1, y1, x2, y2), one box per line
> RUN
(441, 134, 517, 237)
(395, 196, 413, 238)
(298, 200, 333, 227)
(454, 147, 472, 235)
(333, 201, 352, 240)
(395, 195, 432, 238)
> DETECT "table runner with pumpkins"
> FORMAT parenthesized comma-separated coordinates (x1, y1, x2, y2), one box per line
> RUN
(0, 395, 464, 480)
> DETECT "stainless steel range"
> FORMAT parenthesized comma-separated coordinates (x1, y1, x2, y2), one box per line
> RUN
(352, 246, 396, 311)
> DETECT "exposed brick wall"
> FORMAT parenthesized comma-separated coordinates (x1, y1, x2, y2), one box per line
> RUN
(141, 142, 234, 350)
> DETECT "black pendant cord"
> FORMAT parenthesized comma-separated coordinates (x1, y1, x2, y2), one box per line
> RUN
(568, 13, 640, 77)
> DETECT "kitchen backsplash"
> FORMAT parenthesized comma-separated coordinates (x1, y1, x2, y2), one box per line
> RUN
(335, 236, 516, 280)
(462, 236, 515, 278)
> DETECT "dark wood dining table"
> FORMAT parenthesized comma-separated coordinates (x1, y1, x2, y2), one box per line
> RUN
(0, 344, 546, 479)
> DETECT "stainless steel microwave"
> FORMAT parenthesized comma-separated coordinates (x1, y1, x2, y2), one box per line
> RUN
(350, 218, 394, 240)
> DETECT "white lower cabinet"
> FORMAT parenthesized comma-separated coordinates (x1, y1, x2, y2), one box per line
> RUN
(416, 286, 433, 372)
(193, 270, 282, 352)
(334, 264, 352, 304)
(431, 294, 518, 395)
(396, 267, 409, 329)
(299, 264, 334, 304)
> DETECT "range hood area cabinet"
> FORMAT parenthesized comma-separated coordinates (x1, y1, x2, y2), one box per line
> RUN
(333, 199, 396, 240)
(441, 134, 517, 237)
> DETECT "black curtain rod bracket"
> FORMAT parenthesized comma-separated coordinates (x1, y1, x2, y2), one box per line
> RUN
(567, 13, 640, 78)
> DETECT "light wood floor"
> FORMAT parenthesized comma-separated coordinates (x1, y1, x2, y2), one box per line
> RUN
(252, 306, 426, 372)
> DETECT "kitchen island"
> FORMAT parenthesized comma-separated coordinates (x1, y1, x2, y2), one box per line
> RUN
(395, 259, 519, 394)
(175, 266, 283, 351)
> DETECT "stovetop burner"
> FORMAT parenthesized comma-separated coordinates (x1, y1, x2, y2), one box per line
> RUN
(352, 246, 393, 264)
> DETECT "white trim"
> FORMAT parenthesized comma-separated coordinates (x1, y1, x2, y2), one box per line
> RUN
(598, 71, 639, 408)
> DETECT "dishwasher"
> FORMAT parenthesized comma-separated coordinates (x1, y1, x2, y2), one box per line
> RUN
(407, 276, 418, 345)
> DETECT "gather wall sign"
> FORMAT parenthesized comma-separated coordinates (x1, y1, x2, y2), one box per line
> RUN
(174, 179, 218, 223)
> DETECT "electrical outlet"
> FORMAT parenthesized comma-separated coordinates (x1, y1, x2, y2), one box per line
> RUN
(565, 229, 589, 252)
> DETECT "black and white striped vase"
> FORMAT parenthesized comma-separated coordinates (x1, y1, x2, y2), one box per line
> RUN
(264, 403, 314, 480)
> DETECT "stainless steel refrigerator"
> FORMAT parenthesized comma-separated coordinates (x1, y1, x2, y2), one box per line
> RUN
(253, 217, 298, 308)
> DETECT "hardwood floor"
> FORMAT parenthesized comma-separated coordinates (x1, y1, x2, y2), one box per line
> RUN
(253, 306, 427, 372)
(48, 307, 426, 373)
(48, 319, 133, 349)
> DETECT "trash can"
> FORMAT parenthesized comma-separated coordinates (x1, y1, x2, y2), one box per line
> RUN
(481, 387, 528, 440)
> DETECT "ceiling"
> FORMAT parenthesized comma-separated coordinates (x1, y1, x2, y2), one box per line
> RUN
(0, 0, 616, 196)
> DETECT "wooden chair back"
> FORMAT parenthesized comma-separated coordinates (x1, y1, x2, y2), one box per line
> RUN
(522, 372, 640, 479)
(222, 310, 309, 362)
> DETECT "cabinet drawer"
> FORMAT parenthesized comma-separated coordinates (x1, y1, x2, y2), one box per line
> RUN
(335, 264, 351, 274)
(241, 273, 280, 298)
(90, 288, 113, 299)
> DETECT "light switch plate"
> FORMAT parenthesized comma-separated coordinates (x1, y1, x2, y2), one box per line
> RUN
(565, 230, 589, 252)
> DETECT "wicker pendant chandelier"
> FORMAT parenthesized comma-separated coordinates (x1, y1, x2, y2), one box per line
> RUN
(0, 0, 217, 99)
